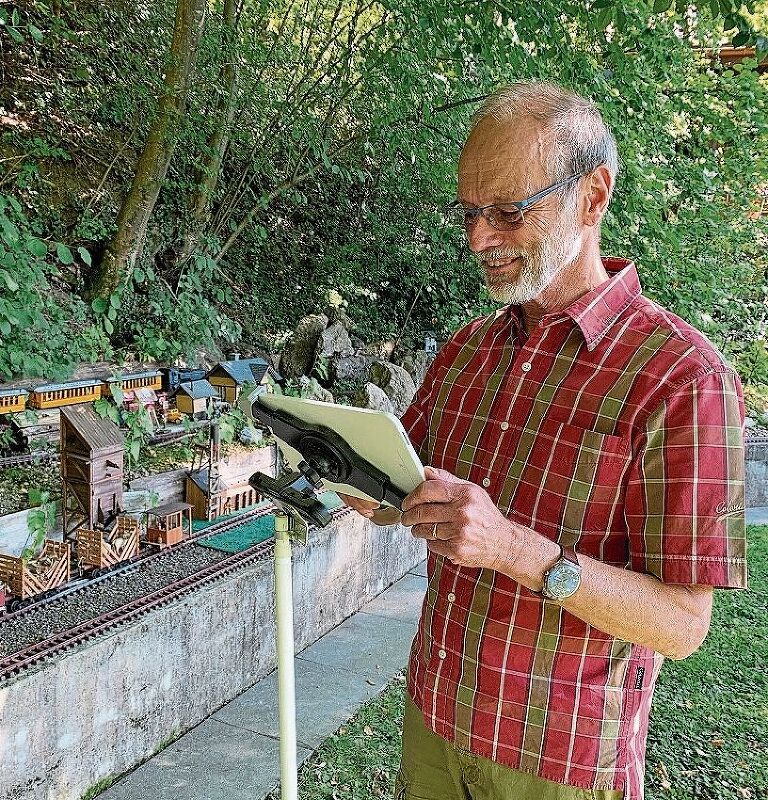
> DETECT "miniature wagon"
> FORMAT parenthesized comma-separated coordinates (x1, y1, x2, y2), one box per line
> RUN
(146, 501, 193, 548)
(76, 517, 140, 575)
(0, 539, 71, 611)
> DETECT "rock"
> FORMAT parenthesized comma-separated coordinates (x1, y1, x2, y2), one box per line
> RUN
(279, 314, 328, 379)
(239, 426, 263, 445)
(359, 339, 397, 360)
(331, 354, 376, 383)
(399, 354, 415, 378)
(353, 383, 394, 414)
(412, 351, 436, 388)
(298, 376, 335, 403)
(317, 321, 354, 359)
(369, 361, 416, 417)
(324, 305, 355, 330)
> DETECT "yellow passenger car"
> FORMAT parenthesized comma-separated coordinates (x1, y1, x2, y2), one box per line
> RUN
(0, 388, 28, 414)
(29, 380, 102, 409)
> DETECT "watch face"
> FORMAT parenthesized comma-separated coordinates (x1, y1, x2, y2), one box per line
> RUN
(545, 561, 581, 600)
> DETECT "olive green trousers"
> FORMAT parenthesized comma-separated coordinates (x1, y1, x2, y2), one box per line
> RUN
(395, 692, 625, 800)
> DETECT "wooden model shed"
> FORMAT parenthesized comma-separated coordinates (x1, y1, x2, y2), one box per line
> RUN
(60, 404, 124, 540)
(170, 379, 217, 419)
(205, 357, 281, 405)
(186, 468, 260, 521)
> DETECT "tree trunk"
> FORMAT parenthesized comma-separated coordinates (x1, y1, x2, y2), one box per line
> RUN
(174, 0, 240, 271)
(89, 0, 208, 299)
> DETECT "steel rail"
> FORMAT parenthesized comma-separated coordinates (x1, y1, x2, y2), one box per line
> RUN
(0, 505, 352, 681)
(0, 503, 275, 621)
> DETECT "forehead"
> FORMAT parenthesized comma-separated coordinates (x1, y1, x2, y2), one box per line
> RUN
(458, 117, 552, 200)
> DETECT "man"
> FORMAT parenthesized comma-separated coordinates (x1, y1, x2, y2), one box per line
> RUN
(344, 81, 747, 800)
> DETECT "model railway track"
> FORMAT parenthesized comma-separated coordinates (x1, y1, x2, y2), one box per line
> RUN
(0, 504, 353, 681)
(0, 451, 57, 469)
(0, 504, 272, 621)
(0, 430, 201, 471)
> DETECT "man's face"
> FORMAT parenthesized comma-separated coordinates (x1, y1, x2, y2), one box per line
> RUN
(457, 117, 583, 304)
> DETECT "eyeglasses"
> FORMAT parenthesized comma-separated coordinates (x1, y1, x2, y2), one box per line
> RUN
(447, 170, 590, 231)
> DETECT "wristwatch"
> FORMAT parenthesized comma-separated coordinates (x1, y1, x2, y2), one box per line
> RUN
(539, 544, 581, 601)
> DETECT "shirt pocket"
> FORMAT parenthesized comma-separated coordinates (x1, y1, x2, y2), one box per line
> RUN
(501, 417, 632, 554)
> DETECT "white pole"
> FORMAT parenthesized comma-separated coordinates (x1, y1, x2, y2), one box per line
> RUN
(274, 511, 298, 800)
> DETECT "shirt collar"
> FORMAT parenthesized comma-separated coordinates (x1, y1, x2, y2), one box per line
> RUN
(507, 257, 641, 351)
(564, 257, 641, 350)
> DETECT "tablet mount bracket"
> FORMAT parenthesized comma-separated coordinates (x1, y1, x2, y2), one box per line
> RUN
(246, 398, 408, 536)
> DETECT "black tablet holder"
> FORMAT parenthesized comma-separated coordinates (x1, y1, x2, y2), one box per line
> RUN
(247, 399, 409, 531)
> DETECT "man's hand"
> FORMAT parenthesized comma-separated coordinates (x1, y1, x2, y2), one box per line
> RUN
(401, 466, 525, 570)
(336, 492, 379, 519)
(336, 492, 403, 525)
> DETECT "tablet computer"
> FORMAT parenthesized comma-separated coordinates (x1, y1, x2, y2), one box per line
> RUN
(242, 390, 425, 506)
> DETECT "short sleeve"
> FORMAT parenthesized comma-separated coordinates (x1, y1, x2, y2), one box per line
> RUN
(625, 369, 747, 588)
(401, 354, 446, 462)
(400, 317, 490, 461)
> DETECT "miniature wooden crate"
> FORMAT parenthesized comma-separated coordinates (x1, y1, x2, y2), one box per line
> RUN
(77, 517, 140, 570)
(0, 539, 71, 600)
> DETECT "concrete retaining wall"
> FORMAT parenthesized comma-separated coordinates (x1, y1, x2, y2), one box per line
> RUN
(0, 515, 425, 800)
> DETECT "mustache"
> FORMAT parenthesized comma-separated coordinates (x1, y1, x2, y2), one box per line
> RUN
(477, 248, 525, 263)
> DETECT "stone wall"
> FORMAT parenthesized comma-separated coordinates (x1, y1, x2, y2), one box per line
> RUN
(0, 515, 425, 800)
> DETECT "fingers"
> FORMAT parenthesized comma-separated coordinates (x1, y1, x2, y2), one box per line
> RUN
(402, 478, 455, 513)
(424, 466, 466, 484)
(410, 521, 451, 541)
(337, 492, 379, 519)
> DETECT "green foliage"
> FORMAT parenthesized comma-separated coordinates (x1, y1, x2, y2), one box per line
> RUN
(0, 195, 111, 380)
(123, 253, 241, 362)
(217, 406, 248, 444)
(92, 398, 152, 467)
(23, 488, 56, 562)
(0, 0, 765, 389)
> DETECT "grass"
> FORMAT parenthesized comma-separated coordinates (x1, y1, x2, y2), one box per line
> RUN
(276, 526, 767, 800)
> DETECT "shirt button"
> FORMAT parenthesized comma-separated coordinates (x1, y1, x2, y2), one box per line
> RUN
(500, 421, 509, 431)
(438, 649, 447, 659)
(521, 361, 532, 372)
(447, 592, 456, 603)
(481, 477, 491, 488)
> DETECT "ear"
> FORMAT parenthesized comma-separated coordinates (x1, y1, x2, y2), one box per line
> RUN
(581, 165, 613, 228)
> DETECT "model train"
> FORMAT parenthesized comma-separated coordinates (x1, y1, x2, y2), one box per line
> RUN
(0, 367, 198, 415)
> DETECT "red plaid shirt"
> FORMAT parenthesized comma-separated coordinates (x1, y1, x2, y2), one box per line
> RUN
(401, 258, 747, 799)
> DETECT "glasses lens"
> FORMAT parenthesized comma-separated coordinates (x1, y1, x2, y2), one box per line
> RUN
(487, 205, 523, 231)
(446, 204, 473, 227)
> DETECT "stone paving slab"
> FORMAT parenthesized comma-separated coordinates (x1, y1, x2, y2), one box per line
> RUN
(212, 657, 382, 749)
(296, 609, 419, 680)
(358, 571, 426, 623)
(99, 718, 311, 800)
(409, 560, 427, 578)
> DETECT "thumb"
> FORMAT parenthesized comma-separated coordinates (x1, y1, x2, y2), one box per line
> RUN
(424, 466, 465, 484)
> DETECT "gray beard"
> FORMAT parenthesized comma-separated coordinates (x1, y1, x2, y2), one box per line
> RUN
(482, 214, 582, 305)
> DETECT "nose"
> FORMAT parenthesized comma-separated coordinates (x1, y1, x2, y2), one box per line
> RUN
(465, 215, 505, 255)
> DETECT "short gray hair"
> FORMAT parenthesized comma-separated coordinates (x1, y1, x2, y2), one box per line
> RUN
(472, 81, 619, 200)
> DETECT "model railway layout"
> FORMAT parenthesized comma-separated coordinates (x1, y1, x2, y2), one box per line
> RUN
(0, 503, 352, 682)
(0, 356, 286, 611)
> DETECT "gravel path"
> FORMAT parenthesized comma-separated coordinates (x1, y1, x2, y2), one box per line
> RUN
(0, 541, 243, 658)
